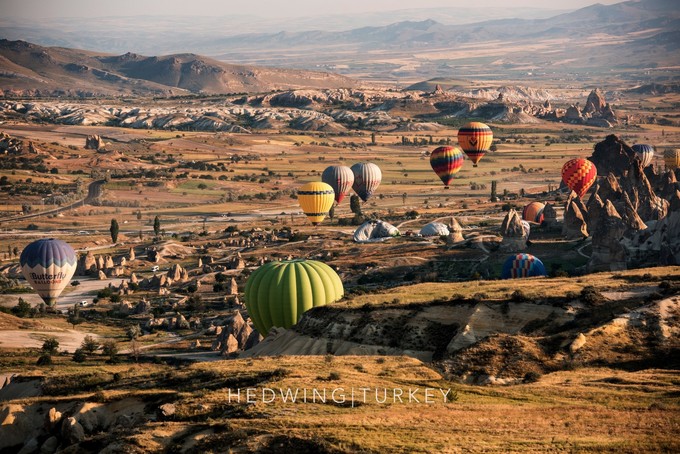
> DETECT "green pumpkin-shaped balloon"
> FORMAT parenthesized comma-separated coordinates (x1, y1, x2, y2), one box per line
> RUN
(244, 259, 343, 336)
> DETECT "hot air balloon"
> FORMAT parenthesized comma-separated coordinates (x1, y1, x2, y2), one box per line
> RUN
(561, 158, 597, 198)
(430, 146, 464, 188)
(297, 181, 335, 226)
(632, 144, 654, 168)
(664, 148, 680, 170)
(457, 122, 493, 167)
(321, 165, 354, 205)
(20, 238, 77, 306)
(244, 259, 344, 336)
(350, 162, 382, 202)
(522, 202, 545, 224)
(501, 253, 547, 279)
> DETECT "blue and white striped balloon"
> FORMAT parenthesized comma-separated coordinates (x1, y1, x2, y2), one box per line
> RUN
(632, 144, 654, 168)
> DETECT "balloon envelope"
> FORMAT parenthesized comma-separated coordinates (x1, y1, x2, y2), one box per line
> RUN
(664, 148, 680, 170)
(20, 238, 77, 306)
(632, 144, 654, 168)
(350, 162, 382, 202)
(430, 146, 464, 188)
(561, 158, 597, 198)
(501, 253, 547, 279)
(457, 122, 493, 167)
(321, 165, 354, 204)
(244, 259, 344, 336)
(522, 202, 545, 224)
(298, 181, 335, 226)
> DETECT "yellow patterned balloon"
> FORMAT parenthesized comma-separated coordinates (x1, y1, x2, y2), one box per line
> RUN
(664, 148, 680, 170)
(298, 182, 335, 225)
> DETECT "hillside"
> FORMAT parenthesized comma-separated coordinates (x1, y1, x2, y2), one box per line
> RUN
(0, 39, 359, 97)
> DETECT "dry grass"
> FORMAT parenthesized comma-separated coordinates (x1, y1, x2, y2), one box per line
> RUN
(3, 355, 678, 453)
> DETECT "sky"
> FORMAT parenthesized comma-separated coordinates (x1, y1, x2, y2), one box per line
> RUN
(2, 0, 625, 18)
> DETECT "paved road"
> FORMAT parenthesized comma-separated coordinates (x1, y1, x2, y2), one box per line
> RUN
(0, 277, 116, 312)
(0, 180, 105, 225)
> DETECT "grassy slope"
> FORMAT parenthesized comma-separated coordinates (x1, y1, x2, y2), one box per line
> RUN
(3, 356, 678, 453)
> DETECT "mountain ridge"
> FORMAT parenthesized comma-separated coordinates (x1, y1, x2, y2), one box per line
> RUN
(0, 39, 359, 96)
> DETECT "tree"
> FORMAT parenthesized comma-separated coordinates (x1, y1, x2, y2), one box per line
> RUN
(328, 205, 335, 221)
(349, 195, 362, 216)
(67, 307, 83, 329)
(402, 193, 407, 205)
(42, 337, 59, 355)
(153, 216, 161, 237)
(12, 298, 32, 318)
(81, 335, 100, 354)
(110, 219, 119, 243)
(101, 339, 119, 362)
(126, 324, 142, 340)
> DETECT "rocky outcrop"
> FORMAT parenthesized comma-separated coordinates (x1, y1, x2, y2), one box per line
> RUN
(622, 190, 680, 267)
(588, 200, 628, 272)
(211, 311, 253, 354)
(589, 135, 635, 178)
(77, 251, 97, 275)
(500, 209, 527, 251)
(563, 199, 589, 239)
(85, 135, 105, 150)
(446, 216, 465, 244)
(542, 202, 559, 230)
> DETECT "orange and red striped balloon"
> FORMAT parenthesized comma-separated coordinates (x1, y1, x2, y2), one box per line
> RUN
(457, 122, 493, 167)
(430, 146, 464, 188)
(561, 158, 597, 198)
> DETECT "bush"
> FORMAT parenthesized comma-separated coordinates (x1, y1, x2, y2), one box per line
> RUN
(523, 371, 542, 383)
(81, 335, 100, 354)
(36, 354, 53, 366)
(72, 348, 86, 363)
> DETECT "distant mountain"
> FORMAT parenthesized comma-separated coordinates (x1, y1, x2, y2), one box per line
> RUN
(0, 7, 568, 56)
(203, 0, 680, 80)
(0, 40, 358, 97)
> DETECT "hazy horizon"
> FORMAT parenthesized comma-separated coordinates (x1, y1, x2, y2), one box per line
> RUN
(2, 0, 625, 19)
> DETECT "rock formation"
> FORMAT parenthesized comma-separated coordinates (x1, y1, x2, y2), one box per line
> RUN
(84, 135, 105, 150)
(541, 202, 559, 230)
(211, 311, 253, 354)
(446, 216, 465, 244)
(589, 134, 635, 177)
(500, 209, 527, 251)
(588, 200, 628, 272)
(563, 199, 589, 239)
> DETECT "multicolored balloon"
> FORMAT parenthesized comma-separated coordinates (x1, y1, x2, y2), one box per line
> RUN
(350, 162, 382, 202)
(244, 259, 344, 336)
(297, 182, 335, 226)
(562, 158, 597, 198)
(632, 144, 654, 168)
(457, 122, 493, 167)
(501, 253, 547, 279)
(430, 146, 464, 188)
(522, 202, 545, 224)
(664, 148, 680, 170)
(20, 238, 77, 306)
(321, 165, 354, 205)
